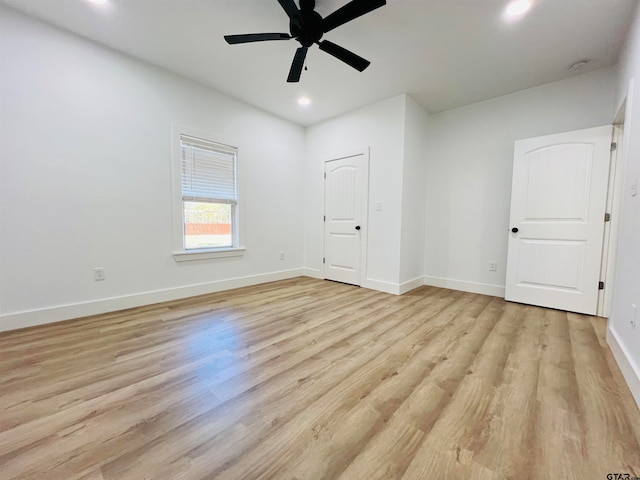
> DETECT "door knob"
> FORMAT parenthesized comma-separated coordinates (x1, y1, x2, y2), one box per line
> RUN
(355, 225, 361, 230)
(511, 227, 519, 233)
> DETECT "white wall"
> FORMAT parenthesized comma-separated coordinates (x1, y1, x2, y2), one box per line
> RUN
(609, 3, 640, 409)
(0, 8, 306, 331)
(423, 67, 617, 297)
(399, 96, 429, 289)
(303, 95, 407, 292)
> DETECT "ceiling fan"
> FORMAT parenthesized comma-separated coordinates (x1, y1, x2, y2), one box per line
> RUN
(224, 0, 386, 83)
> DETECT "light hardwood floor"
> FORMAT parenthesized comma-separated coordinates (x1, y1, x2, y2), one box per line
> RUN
(1, 277, 639, 480)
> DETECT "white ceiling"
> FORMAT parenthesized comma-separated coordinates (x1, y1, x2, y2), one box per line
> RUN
(2, 0, 637, 126)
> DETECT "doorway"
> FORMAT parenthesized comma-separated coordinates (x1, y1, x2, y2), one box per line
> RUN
(323, 149, 369, 286)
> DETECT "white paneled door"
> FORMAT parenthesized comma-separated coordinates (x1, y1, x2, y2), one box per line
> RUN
(505, 125, 612, 315)
(324, 151, 369, 286)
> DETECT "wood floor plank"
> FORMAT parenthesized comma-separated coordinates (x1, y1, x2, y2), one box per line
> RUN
(0, 278, 638, 480)
(0, 283, 374, 427)
(283, 296, 497, 480)
(567, 313, 640, 477)
(465, 305, 546, 478)
(101, 288, 471, 480)
(4, 287, 453, 479)
(529, 308, 589, 480)
(335, 380, 448, 480)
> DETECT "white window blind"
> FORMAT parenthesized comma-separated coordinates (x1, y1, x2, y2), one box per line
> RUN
(181, 135, 237, 204)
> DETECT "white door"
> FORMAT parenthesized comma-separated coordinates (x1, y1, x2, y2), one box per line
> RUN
(324, 151, 369, 286)
(505, 125, 612, 315)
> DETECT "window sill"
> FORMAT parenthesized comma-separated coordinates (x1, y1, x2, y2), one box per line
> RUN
(173, 247, 246, 262)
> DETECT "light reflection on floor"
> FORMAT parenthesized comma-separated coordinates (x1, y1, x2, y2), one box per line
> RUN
(179, 310, 252, 424)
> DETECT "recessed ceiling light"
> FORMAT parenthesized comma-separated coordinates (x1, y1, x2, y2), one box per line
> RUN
(504, 0, 532, 18)
(86, 0, 108, 5)
(297, 96, 311, 106)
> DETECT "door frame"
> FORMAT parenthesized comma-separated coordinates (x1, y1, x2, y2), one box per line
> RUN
(322, 147, 370, 286)
(597, 106, 627, 317)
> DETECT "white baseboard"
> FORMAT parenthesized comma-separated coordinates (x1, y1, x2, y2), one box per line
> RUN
(423, 275, 505, 298)
(301, 274, 502, 298)
(362, 278, 401, 295)
(606, 323, 640, 411)
(0, 268, 305, 333)
(399, 277, 425, 294)
(2, 270, 505, 333)
(302, 271, 406, 295)
(303, 268, 323, 279)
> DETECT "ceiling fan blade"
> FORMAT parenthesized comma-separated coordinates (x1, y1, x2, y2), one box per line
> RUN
(277, 0, 300, 19)
(318, 40, 370, 72)
(224, 33, 292, 44)
(287, 46, 308, 83)
(322, 0, 386, 33)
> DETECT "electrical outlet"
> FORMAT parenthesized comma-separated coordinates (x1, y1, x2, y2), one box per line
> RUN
(94, 267, 105, 281)
(632, 304, 638, 329)
(489, 261, 497, 272)
(280, 251, 285, 261)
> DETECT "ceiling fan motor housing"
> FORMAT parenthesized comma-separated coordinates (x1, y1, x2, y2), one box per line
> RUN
(290, 8, 324, 47)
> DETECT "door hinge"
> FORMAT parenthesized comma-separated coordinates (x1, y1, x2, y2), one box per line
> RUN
(611, 142, 617, 152)
(599, 281, 605, 290)
(323, 215, 326, 222)
(604, 213, 611, 222)
(324, 172, 326, 179)
(323, 257, 325, 264)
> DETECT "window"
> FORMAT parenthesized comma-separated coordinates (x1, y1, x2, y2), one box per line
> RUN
(172, 128, 244, 261)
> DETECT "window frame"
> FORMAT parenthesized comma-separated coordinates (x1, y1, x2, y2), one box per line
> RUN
(171, 125, 245, 262)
